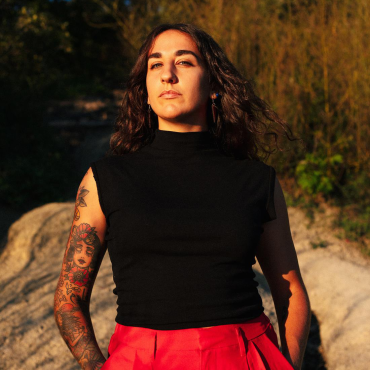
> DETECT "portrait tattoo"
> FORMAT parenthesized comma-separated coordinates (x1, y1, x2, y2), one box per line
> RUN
(73, 186, 89, 221)
(64, 223, 100, 290)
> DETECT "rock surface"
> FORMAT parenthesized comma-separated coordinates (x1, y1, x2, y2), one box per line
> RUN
(0, 202, 369, 369)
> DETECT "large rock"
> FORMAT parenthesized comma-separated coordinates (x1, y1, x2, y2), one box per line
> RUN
(0, 203, 116, 370)
(0, 202, 369, 369)
(283, 206, 370, 370)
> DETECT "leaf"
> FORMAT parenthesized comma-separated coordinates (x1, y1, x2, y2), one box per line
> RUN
(79, 188, 89, 198)
(74, 207, 80, 221)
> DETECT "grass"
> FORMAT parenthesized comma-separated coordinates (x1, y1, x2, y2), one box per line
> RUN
(310, 240, 329, 249)
(282, 178, 370, 258)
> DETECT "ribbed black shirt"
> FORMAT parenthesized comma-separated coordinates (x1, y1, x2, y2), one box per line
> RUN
(91, 129, 276, 330)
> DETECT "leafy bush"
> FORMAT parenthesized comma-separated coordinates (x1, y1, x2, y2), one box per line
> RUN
(295, 153, 343, 197)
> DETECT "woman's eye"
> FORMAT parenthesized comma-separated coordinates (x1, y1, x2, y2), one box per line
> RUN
(150, 61, 193, 69)
(150, 63, 162, 69)
(178, 61, 192, 66)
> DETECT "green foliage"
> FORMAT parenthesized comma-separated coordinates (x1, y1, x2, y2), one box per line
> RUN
(0, 0, 127, 99)
(339, 169, 370, 208)
(295, 153, 343, 197)
(0, 0, 368, 247)
(332, 200, 370, 241)
(333, 209, 370, 240)
(282, 190, 297, 208)
(332, 167, 370, 242)
(310, 240, 329, 249)
(0, 0, 126, 208)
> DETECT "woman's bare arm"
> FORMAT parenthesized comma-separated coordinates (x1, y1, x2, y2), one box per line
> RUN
(256, 176, 311, 370)
(54, 168, 107, 370)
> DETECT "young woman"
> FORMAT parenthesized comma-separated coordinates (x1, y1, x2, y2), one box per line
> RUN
(54, 23, 311, 370)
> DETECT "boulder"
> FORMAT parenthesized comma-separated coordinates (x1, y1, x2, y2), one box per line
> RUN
(0, 202, 369, 369)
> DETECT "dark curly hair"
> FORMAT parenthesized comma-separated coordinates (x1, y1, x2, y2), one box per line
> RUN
(109, 23, 302, 160)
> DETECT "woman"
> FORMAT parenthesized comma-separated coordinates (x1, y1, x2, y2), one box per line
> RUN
(54, 23, 311, 370)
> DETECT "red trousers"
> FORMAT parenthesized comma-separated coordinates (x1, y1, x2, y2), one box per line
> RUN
(101, 313, 294, 369)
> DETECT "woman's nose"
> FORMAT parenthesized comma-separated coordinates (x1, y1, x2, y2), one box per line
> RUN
(161, 65, 178, 84)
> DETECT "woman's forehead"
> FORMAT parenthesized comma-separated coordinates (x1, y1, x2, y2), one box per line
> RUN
(148, 30, 201, 58)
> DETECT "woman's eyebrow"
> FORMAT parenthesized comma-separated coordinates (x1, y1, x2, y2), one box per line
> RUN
(148, 50, 201, 63)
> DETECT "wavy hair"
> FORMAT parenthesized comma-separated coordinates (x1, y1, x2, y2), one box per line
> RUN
(109, 23, 302, 160)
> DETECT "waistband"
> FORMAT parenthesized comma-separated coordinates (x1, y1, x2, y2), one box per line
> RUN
(111, 313, 271, 354)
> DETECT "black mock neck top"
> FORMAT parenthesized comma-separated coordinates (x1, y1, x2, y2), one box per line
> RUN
(90, 128, 277, 330)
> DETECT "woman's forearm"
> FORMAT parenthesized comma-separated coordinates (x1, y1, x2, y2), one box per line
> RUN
(276, 286, 311, 370)
(54, 295, 106, 370)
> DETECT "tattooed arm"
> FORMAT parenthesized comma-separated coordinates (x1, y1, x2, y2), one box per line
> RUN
(54, 168, 107, 370)
(256, 176, 311, 370)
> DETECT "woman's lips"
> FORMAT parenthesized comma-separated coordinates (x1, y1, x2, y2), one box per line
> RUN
(161, 94, 180, 99)
(78, 259, 85, 264)
(159, 90, 181, 98)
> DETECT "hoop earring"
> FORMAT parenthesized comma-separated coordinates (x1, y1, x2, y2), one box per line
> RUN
(212, 93, 219, 125)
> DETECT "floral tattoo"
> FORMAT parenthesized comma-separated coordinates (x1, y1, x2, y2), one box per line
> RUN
(73, 186, 89, 221)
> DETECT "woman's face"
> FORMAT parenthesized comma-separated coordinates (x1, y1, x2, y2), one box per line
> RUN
(73, 240, 93, 269)
(146, 30, 212, 131)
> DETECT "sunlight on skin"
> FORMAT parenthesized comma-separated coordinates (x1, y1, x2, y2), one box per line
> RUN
(146, 29, 216, 133)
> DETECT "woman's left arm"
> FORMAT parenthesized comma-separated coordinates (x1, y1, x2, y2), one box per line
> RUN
(256, 175, 311, 370)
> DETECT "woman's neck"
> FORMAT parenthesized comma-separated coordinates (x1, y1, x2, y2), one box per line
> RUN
(157, 118, 208, 133)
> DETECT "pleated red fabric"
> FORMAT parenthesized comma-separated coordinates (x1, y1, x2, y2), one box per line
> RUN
(101, 313, 294, 370)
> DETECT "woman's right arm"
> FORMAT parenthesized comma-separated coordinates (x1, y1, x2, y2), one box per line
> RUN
(54, 167, 107, 370)
(256, 176, 311, 370)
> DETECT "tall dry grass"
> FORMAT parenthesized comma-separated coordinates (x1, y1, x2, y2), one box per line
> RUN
(93, 0, 369, 175)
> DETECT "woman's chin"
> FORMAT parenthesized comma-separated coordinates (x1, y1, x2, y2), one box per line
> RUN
(157, 110, 183, 119)
(157, 110, 196, 123)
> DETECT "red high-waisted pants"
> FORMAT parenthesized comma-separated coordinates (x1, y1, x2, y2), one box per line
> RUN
(101, 313, 294, 369)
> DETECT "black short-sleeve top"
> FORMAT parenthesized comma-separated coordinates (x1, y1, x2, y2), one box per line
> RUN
(91, 129, 277, 330)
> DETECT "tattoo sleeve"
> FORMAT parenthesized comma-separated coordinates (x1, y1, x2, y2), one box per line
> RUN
(54, 193, 107, 370)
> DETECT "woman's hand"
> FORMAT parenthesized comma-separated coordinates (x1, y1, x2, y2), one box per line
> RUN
(256, 176, 311, 370)
(54, 167, 108, 369)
